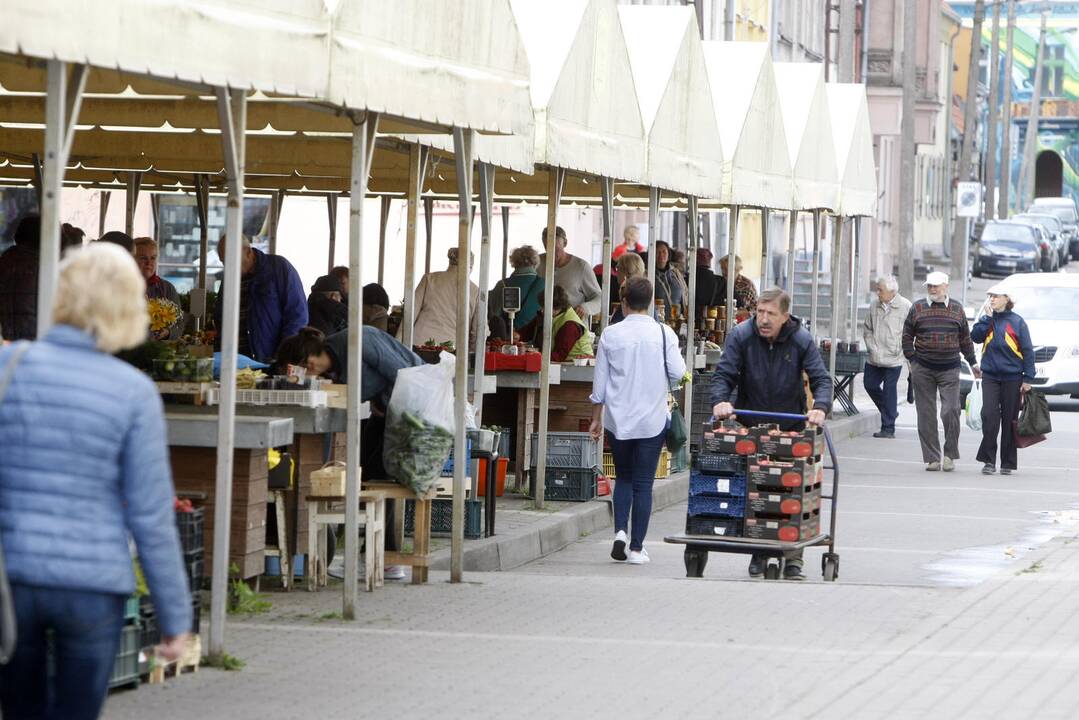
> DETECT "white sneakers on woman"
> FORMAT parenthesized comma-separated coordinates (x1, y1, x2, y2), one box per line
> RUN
(627, 548, 650, 564)
(611, 530, 649, 564)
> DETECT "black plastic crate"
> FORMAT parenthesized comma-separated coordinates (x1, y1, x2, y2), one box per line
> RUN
(530, 432, 601, 469)
(175, 507, 205, 554)
(191, 596, 201, 634)
(108, 625, 140, 690)
(688, 494, 745, 518)
(694, 452, 746, 475)
(685, 515, 742, 537)
(689, 471, 746, 498)
(404, 498, 482, 538)
(183, 548, 204, 591)
(139, 609, 161, 650)
(543, 467, 598, 502)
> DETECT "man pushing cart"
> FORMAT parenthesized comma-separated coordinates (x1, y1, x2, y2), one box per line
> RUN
(709, 288, 833, 580)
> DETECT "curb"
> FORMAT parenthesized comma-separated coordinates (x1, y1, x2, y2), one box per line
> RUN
(430, 408, 880, 573)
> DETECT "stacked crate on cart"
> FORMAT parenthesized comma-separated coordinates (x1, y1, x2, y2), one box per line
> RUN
(689, 371, 716, 453)
(530, 432, 600, 501)
(686, 423, 757, 537)
(176, 506, 205, 634)
(743, 426, 824, 542)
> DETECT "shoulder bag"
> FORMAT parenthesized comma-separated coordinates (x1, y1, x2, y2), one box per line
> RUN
(660, 324, 687, 452)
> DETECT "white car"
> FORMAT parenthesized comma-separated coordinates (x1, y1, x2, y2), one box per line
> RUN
(963, 272, 1079, 398)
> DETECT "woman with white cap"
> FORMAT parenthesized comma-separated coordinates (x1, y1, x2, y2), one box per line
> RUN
(970, 284, 1035, 475)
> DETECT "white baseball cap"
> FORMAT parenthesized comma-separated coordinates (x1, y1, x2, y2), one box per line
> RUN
(924, 271, 949, 286)
(986, 283, 1009, 296)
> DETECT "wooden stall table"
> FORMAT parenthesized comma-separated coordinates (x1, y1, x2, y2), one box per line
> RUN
(164, 412, 294, 581)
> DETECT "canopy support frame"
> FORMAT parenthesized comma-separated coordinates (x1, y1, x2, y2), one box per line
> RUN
(684, 197, 700, 420)
(828, 215, 844, 385)
(472, 162, 496, 427)
(402, 144, 429, 350)
(326, 193, 339, 273)
(810, 210, 822, 338)
(423, 197, 434, 276)
(194, 174, 210, 292)
(599, 177, 615, 337)
(98, 190, 111, 239)
(725, 207, 740, 333)
(786, 210, 798, 293)
(268, 189, 285, 256)
(647, 187, 661, 314)
(760, 207, 770, 291)
(378, 196, 392, 286)
(125, 171, 143, 237)
(501, 206, 511, 282)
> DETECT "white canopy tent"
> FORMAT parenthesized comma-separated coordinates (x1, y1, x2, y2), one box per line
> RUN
(0, 0, 533, 652)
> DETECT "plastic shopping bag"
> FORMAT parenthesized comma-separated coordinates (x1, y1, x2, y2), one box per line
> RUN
(965, 379, 983, 432)
(383, 351, 457, 494)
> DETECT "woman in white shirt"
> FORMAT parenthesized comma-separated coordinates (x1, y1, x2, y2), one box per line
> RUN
(589, 276, 687, 564)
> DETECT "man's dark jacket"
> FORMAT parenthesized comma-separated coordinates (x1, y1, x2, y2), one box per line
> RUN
(711, 315, 832, 430)
(214, 248, 308, 361)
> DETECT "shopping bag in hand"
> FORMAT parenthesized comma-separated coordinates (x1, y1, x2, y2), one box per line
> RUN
(1017, 390, 1052, 437)
(965, 379, 982, 432)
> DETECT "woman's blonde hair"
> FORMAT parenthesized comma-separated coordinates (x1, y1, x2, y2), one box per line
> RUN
(53, 243, 148, 353)
(616, 252, 645, 279)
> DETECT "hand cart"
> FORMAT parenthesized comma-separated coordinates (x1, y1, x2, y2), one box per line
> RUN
(664, 409, 841, 581)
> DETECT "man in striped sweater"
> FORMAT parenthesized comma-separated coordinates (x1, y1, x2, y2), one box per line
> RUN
(902, 272, 981, 471)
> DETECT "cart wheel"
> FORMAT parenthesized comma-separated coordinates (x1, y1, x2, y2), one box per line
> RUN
(764, 560, 781, 580)
(822, 553, 839, 582)
(684, 547, 708, 578)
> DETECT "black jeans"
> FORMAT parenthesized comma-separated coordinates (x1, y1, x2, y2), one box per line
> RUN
(863, 364, 903, 433)
(0, 584, 125, 720)
(977, 377, 1021, 470)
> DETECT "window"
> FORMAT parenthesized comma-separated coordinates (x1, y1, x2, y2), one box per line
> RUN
(1043, 44, 1065, 98)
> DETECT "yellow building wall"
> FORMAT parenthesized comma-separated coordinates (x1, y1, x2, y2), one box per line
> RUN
(736, 0, 771, 43)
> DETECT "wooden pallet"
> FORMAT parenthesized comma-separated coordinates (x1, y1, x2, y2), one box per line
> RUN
(145, 635, 202, 684)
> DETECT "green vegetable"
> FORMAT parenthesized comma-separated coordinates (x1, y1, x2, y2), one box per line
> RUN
(383, 411, 454, 494)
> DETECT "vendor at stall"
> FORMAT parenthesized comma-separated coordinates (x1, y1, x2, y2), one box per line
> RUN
(307, 274, 348, 335)
(214, 234, 308, 362)
(538, 226, 602, 319)
(532, 285, 594, 362)
(362, 283, 391, 332)
(694, 248, 722, 317)
(489, 245, 545, 341)
(406, 247, 482, 349)
(654, 240, 688, 322)
(719, 254, 758, 311)
(134, 237, 185, 340)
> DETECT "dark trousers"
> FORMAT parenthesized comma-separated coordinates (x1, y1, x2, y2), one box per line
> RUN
(863, 364, 903, 433)
(910, 362, 962, 462)
(0, 584, 125, 720)
(977, 377, 1022, 471)
(607, 429, 666, 552)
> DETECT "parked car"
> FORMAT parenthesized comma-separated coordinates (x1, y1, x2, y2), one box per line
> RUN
(1029, 197, 1079, 258)
(1013, 212, 1067, 265)
(962, 272, 1079, 400)
(972, 221, 1043, 277)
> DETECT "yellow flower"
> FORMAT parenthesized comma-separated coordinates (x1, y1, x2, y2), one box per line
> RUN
(148, 298, 180, 333)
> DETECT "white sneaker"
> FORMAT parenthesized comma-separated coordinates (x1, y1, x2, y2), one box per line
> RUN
(384, 565, 407, 581)
(942, 457, 955, 472)
(627, 548, 650, 565)
(611, 530, 628, 562)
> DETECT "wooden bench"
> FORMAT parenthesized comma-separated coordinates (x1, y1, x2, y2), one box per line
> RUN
(305, 490, 386, 592)
(365, 483, 437, 585)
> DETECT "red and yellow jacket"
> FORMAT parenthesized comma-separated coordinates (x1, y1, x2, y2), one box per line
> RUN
(970, 310, 1036, 382)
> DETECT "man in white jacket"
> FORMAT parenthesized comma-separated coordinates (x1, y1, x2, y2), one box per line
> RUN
(862, 275, 912, 439)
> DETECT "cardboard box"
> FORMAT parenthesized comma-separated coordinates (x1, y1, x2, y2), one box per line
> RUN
(750, 424, 824, 459)
(746, 487, 822, 516)
(743, 509, 821, 542)
(746, 456, 824, 491)
(700, 424, 758, 455)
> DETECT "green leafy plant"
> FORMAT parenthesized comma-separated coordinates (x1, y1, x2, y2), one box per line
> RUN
(202, 652, 246, 671)
(227, 563, 272, 615)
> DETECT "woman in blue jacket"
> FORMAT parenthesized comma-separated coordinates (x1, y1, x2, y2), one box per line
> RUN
(0, 244, 191, 719)
(970, 285, 1035, 475)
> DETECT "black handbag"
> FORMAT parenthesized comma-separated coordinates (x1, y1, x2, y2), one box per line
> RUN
(660, 324, 687, 452)
(1017, 390, 1052, 437)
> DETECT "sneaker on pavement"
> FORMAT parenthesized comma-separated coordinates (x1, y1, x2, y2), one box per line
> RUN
(982, 463, 996, 475)
(1001, 468, 1013, 475)
(783, 564, 805, 581)
(626, 548, 650, 565)
(611, 530, 628, 562)
(872, 431, 895, 439)
(926, 462, 941, 472)
(384, 565, 407, 581)
(748, 557, 765, 577)
(942, 457, 955, 472)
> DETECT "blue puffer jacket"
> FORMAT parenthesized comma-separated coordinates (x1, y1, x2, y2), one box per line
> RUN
(970, 310, 1036, 382)
(215, 248, 309, 361)
(0, 326, 192, 636)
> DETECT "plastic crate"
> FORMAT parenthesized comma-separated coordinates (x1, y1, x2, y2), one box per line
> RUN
(441, 439, 474, 477)
(689, 471, 746, 497)
(530, 432, 600, 470)
(694, 452, 746, 475)
(484, 351, 542, 372)
(544, 467, 598, 502)
(191, 596, 201, 634)
(601, 449, 670, 480)
(152, 357, 213, 382)
(108, 625, 140, 690)
(176, 506, 205, 554)
(183, 548, 204, 591)
(139, 609, 161, 650)
(206, 387, 328, 408)
(685, 515, 743, 537)
(687, 494, 745, 518)
(823, 350, 867, 374)
(404, 498, 482, 538)
(123, 595, 140, 624)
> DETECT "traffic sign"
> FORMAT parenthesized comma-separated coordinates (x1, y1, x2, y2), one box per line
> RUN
(956, 182, 982, 217)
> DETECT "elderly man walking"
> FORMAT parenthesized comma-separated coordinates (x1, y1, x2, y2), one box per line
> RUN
(902, 271, 980, 471)
(863, 275, 911, 439)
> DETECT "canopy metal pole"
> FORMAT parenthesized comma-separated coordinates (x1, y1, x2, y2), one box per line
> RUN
(326, 193, 338, 273)
(343, 114, 379, 618)
(535, 167, 566, 510)
(647, 187, 660, 314)
(194, 174, 210, 292)
(268, 189, 285, 255)
(37, 60, 86, 339)
(472, 162, 496, 426)
(402, 144, 428, 349)
(849, 217, 860, 343)
(97, 191, 111, 239)
(810, 210, 822, 338)
(450, 128, 476, 583)
(725, 207, 739, 333)
(828, 215, 843, 385)
(786, 210, 798, 292)
(501, 206, 511, 282)
(378, 195, 391, 286)
(685, 197, 700, 414)
(599, 177, 614, 335)
(208, 87, 247, 656)
(760, 207, 770, 290)
(150, 194, 161, 243)
(31, 154, 43, 210)
(423, 197, 434, 276)
(125, 171, 142, 237)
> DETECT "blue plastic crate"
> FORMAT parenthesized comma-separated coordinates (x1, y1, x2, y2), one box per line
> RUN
(689, 471, 746, 498)
(695, 452, 746, 475)
(441, 439, 473, 477)
(688, 494, 745, 518)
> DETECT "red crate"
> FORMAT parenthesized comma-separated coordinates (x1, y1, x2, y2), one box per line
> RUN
(476, 457, 509, 497)
(485, 351, 542, 372)
(750, 425, 824, 459)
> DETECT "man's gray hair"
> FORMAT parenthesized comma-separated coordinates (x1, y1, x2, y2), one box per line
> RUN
(877, 275, 899, 292)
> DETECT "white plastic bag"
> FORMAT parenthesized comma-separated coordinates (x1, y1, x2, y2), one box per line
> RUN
(383, 352, 457, 493)
(965, 379, 983, 432)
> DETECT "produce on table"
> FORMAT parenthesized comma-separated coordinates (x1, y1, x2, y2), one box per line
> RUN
(383, 410, 454, 495)
(236, 368, 267, 389)
(148, 298, 181, 335)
